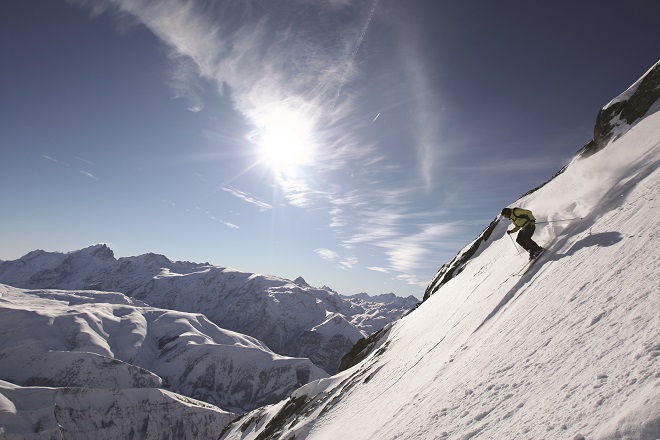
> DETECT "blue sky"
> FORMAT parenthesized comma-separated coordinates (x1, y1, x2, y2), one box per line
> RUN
(1, 0, 659, 298)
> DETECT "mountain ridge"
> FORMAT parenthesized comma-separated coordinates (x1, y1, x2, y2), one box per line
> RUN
(0, 245, 416, 375)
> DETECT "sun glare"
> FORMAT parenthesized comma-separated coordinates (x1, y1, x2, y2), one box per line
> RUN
(253, 106, 316, 171)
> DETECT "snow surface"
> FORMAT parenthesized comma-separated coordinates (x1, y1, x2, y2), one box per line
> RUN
(311, 313, 367, 341)
(220, 90, 660, 438)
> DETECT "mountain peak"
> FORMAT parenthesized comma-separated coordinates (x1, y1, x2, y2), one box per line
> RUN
(293, 276, 311, 287)
(86, 244, 115, 261)
(20, 249, 47, 260)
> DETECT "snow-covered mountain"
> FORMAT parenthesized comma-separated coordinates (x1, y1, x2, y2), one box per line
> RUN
(342, 291, 419, 308)
(0, 380, 235, 440)
(0, 284, 326, 414)
(0, 247, 416, 375)
(218, 62, 660, 439)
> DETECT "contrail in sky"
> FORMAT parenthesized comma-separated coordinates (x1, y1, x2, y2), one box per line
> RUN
(371, 112, 381, 124)
(331, 0, 380, 109)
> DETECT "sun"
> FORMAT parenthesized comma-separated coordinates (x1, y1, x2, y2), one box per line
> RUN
(252, 105, 316, 171)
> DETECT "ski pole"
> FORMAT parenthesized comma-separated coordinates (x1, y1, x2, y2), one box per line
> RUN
(508, 233, 521, 256)
(536, 217, 583, 224)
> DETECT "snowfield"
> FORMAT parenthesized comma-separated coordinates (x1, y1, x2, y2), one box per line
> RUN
(221, 72, 660, 439)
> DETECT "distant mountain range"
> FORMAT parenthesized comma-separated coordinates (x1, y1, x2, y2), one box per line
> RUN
(0, 245, 418, 377)
(0, 245, 418, 436)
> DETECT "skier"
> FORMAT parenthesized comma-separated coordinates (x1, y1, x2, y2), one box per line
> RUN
(501, 207, 543, 259)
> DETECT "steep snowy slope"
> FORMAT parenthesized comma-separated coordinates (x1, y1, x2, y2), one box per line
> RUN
(0, 248, 416, 374)
(220, 67, 660, 439)
(0, 285, 326, 413)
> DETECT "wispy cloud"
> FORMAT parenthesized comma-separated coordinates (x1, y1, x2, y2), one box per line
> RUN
(342, 204, 459, 274)
(315, 248, 358, 270)
(69, 0, 454, 288)
(380, 223, 458, 273)
(273, 172, 315, 208)
(73, 155, 94, 165)
(367, 266, 389, 273)
(340, 257, 358, 270)
(315, 248, 339, 261)
(395, 20, 443, 189)
(43, 154, 99, 181)
(395, 273, 427, 288)
(73, 0, 393, 213)
(221, 220, 239, 229)
(42, 154, 70, 167)
(222, 186, 272, 211)
(194, 206, 240, 229)
(169, 57, 204, 112)
(330, 0, 380, 109)
(79, 170, 99, 180)
(69, 0, 385, 170)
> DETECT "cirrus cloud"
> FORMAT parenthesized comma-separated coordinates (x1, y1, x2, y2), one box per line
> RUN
(315, 248, 339, 261)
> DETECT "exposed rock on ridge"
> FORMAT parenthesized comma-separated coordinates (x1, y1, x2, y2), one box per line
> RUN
(579, 61, 660, 157)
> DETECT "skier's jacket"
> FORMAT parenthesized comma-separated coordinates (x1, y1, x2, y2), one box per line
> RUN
(507, 208, 536, 233)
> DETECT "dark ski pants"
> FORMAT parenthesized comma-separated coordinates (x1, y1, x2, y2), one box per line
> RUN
(516, 224, 542, 254)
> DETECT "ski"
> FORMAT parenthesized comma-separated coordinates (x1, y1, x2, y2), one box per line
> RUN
(515, 249, 546, 276)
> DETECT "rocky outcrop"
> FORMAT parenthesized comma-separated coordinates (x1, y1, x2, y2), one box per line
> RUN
(578, 61, 660, 157)
(338, 323, 392, 372)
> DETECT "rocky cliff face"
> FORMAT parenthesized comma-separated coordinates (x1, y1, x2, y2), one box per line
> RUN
(578, 61, 660, 157)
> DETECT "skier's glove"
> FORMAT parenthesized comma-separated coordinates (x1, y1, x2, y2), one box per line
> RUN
(506, 230, 513, 235)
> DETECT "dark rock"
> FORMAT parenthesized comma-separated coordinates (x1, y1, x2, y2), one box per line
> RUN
(338, 324, 392, 372)
(578, 62, 660, 158)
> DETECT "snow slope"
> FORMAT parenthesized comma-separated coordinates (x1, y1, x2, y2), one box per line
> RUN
(0, 285, 326, 413)
(0, 248, 416, 374)
(220, 71, 660, 439)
